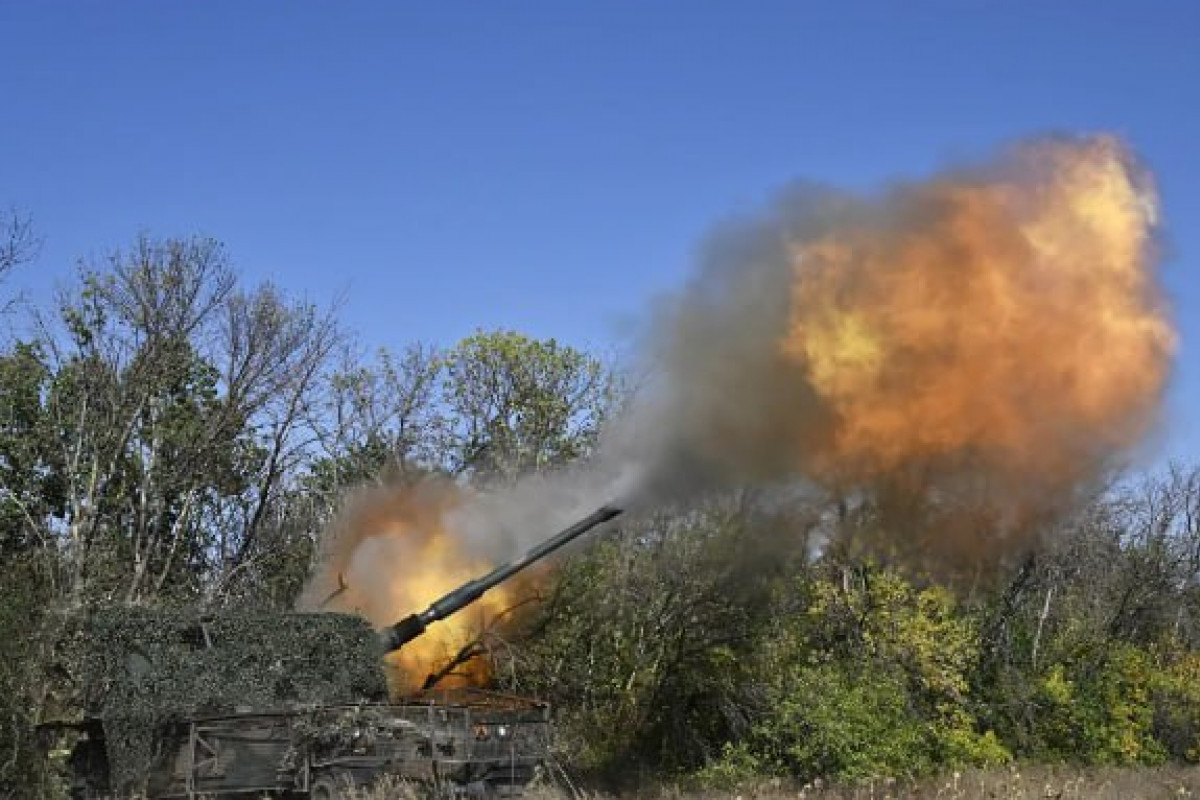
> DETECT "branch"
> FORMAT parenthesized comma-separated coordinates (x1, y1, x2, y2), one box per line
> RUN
(420, 595, 545, 690)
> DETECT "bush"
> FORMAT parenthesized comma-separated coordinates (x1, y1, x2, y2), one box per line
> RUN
(760, 661, 934, 781)
(692, 741, 774, 790)
(1030, 645, 1166, 765)
(0, 554, 64, 799)
(741, 565, 1010, 782)
(1149, 648, 1200, 762)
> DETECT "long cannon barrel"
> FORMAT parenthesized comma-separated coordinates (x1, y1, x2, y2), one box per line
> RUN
(379, 504, 623, 653)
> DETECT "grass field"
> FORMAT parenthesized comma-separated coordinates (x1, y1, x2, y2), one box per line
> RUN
(569, 767, 1200, 800)
(347, 766, 1200, 800)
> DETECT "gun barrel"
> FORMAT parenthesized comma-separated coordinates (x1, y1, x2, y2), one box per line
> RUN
(380, 504, 622, 653)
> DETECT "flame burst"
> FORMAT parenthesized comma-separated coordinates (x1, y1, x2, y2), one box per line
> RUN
(780, 136, 1173, 493)
(651, 134, 1174, 557)
(300, 482, 515, 693)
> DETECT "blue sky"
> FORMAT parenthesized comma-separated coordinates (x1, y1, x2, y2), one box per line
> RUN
(2, 2, 1198, 464)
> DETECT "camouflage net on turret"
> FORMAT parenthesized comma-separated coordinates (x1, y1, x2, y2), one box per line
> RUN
(43, 606, 388, 795)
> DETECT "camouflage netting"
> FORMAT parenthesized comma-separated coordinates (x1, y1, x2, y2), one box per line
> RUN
(43, 606, 388, 794)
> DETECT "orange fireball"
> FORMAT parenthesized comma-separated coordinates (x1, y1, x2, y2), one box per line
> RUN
(300, 481, 516, 694)
(780, 136, 1173, 497)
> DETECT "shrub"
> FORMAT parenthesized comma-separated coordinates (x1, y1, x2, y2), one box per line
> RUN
(1031, 645, 1166, 765)
(1149, 648, 1200, 762)
(753, 660, 933, 782)
(693, 741, 773, 790)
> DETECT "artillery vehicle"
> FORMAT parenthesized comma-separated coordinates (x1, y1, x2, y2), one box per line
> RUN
(40, 506, 622, 799)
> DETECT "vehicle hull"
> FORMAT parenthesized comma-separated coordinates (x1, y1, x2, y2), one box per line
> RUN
(66, 690, 549, 799)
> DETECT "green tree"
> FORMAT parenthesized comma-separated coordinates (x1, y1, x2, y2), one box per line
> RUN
(0, 342, 61, 555)
(503, 496, 814, 778)
(733, 563, 1009, 783)
(40, 238, 245, 602)
(13, 236, 340, 605)
(440, 330, 613, 480)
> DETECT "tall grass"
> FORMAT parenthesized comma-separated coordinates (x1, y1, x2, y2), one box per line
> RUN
(343, 767, 1200, 800)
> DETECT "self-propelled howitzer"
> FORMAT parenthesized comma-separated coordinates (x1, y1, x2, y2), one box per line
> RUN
(379, 504, 623, 653)
(42, 505, 623, 799)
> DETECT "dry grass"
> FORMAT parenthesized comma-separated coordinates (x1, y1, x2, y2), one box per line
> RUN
(513, 766, 1200, 800)
(335, 765, 1200, 800)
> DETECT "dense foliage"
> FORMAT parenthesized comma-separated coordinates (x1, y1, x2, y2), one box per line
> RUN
(1, 228, 1199, 797)
(495, 477, 1200, 789)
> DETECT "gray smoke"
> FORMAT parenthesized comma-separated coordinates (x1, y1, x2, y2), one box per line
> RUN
(433, 195, 828, 560)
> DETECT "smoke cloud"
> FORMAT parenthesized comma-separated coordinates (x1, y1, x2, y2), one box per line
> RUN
(303, 134, 1175, 643)
(629, 135, 1174, 517)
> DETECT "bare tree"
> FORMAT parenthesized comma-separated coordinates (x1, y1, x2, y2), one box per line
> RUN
(310, 343, 443, 484)
(206, 284, 343, 600)
(0, 209, 40, 311)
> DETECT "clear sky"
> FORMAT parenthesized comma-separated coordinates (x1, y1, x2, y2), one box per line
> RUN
(2, 2, 1198, 464)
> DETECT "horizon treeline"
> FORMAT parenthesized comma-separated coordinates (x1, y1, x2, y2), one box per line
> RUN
(2, 224, 1200, 796)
